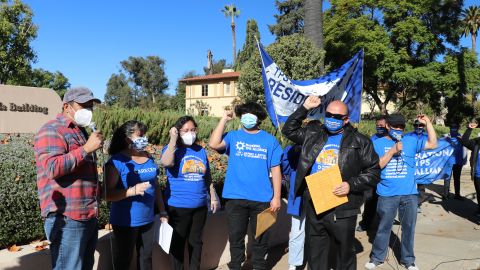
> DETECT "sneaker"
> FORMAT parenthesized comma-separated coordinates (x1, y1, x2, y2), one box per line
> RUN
(288, 265, 297, 270)
(365, 260, 383, 269)
(404, 263, 419, 270)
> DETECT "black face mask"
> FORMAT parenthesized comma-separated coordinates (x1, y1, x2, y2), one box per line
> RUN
(376, 127, 387, 136)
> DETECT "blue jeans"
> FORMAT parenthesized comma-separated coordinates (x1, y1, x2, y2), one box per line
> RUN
(288, 209, 306, 266)
(370, 195, 418, 266)
(44, 214, 98, 270)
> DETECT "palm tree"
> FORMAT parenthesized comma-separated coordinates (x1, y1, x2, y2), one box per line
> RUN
(304, 0, 324, 73)
(461, 5, 480, 52)
(221, 4, 240, 65)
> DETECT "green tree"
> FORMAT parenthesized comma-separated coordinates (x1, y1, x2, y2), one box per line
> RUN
(304, 0, 324, 73)
(238, 33, 324, 103)
(27, 68, 70, 98)
(0, 0, 37, 84)
(324, 0, 464, 115)
(461, 5, 480, 52)
(221, 4, 240, 65)
(203, 59, 230, 75)
(234, 19, 260, 71)
(120, 56, 169, 105)
(104, 73, 135, 108)
(172, 70, 198, 112)
(268, 0, 304, 38)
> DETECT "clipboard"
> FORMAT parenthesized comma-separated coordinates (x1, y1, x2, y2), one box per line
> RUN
(305, 165, 348, 215)
(255, 208, 277, 239)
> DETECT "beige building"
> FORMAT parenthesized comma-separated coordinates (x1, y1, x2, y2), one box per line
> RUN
(180, 69, 240, 117)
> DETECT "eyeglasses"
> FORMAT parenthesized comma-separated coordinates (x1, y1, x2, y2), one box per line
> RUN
(325, 111, 347, 120)
(180, 128, 197, 133)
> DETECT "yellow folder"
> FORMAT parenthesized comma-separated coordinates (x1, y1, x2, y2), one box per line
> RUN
(305, 165, 348, 215)
(255, 208, 277, 239)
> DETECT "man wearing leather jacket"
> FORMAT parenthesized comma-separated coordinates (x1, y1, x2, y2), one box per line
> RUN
(282, 96, 380, 270)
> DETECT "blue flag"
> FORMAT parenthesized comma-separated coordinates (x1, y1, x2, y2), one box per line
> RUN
(258, 41, 364, 128)
(415, 138, 455, 184)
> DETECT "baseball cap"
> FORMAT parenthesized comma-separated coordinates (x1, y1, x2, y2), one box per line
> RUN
(63, 87, 101, 104)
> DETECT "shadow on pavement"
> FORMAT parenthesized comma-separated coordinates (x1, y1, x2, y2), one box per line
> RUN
(427, 183, 480, 225)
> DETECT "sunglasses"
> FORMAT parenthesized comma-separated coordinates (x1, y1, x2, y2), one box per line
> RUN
(325, 112, 347, 120)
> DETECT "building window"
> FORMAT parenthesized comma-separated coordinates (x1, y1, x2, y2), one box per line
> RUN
(202, 85, 208, 96)
(225, 83, 231, 95)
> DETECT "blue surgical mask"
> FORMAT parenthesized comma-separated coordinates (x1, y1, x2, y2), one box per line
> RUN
(131, 136, 148, 151)
(414, 127, 424, 134)
(324, 117, 344, 133)
(376, 127, 387, 136)
(389, 129, 403, 141)
(241, 113, 258, 129)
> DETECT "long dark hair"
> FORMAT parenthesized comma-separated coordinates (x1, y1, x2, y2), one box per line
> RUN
(173, 116, 198, 147)
(108, 120, 147, 155)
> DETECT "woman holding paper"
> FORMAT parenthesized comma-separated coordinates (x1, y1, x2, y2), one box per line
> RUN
(104, 120, 168, 270)
(161, 115, 219, 270)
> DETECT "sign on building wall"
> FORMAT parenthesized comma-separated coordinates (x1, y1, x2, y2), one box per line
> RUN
(0, 85, 62, 133)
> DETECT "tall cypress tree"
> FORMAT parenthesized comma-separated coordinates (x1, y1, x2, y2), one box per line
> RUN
(235, 19, 261, 71)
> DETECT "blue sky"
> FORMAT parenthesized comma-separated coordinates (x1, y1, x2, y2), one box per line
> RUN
(26, 0, 479, 101)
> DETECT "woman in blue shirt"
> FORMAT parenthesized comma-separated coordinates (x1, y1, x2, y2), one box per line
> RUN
(161, 116, 219, 270)
(105, 120, 168, 270)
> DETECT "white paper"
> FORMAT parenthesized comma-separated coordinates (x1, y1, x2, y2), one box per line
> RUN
(158, 221, 173, 254)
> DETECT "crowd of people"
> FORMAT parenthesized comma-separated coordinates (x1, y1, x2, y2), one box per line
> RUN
(33, 87, 480, 270)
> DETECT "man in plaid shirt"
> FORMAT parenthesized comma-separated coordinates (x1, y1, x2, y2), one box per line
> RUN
(34, 87, 104, 270)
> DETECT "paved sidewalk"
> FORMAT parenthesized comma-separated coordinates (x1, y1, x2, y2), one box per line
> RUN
(217, 171, 480, 270)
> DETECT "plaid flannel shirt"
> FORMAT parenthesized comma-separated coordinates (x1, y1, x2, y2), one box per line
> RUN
(34, 114, 99, 221)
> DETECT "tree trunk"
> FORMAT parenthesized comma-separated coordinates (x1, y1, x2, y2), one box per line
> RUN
(304, 0, 324, 73)
(232, 22, 236, 65)
(152, 93, 156, 104)
(472, 34, 477, 53)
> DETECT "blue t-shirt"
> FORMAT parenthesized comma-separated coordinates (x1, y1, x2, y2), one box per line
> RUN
(371, 134, 386, 141)
(222, 129, 283, 202)
(447, 133, 464, 165)
(373, 136, 426, 196)
(108, 154, 158, 227)
(162, 144, 209, 208)
(282, 145, 302, 216)
(310, 133, 343, 174)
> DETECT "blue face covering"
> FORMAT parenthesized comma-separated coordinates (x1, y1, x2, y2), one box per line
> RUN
(376, 127, 387, 136)
(241, 113, 258, 129)
(324, 117, 344, 133)
(131, 136, 148, 151)
(389, 129, 403, 141)
(414, 127, 424, 134)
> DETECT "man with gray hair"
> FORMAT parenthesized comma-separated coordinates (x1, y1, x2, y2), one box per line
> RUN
(34, 87, 104, 270)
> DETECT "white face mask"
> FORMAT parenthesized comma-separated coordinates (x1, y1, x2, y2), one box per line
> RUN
(72, 107, 93, 127)
(181, 132, 196, 146)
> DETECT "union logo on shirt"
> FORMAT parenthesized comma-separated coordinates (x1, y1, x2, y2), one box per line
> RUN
(181, 159, 206, 174)
(316, 149, 338, 166)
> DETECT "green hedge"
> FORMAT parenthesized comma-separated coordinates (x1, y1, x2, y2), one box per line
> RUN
(0, 134, 44, 248)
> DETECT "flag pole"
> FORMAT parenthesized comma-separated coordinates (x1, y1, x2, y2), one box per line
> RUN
(255, 36, 284, 144)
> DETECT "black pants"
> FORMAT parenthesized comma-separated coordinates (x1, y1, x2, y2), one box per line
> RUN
(474, 177, 480, 211)
(168, 206, 208, 270)
(225, 199, 270, 270)
(444, 165, 463, 196)
(360, 187, 378, 230)
(112, 222, 154, 270)
(305, 197, 357, 270)
(417, 184, 427, 206)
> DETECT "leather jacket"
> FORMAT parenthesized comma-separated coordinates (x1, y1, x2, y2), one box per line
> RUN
(282, 106, 380, 218)
(460, 128, 479, 180)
